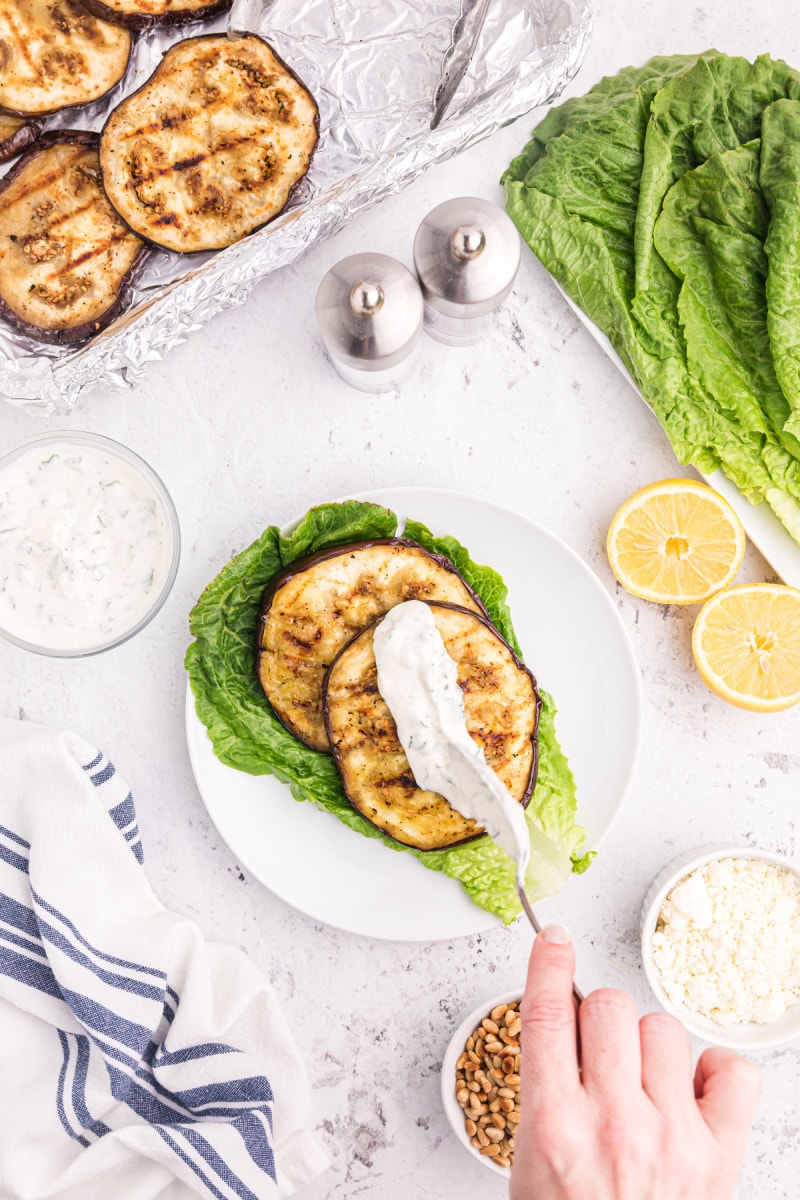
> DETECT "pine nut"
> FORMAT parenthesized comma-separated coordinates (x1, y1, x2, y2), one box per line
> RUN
(480, 1144, 501, 1157)
(465, 1119, 477, 1137)
(491, 1004, 508, 1022)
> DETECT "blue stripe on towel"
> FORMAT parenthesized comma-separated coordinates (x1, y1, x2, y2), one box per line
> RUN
(0, 924, 47, 959)
(156, 1129, 231, 1200)
(109, 797, 136, 832)
(178, 1129, 259, 1200)
(0, 893, 41, 939)
(0, 944, 62, 998)
(153, 1043, 234, 1067)
(90, 763, 116, 787)
(72, 1034, 112, 1138)
(178, 1126, 268, 1199)
(234, 1112, 276, 1177)
(60, 986, 152, 1053)
(31, 887, 167, 981)
(56, 1032, 91, 1147)
(37, 918, 165, 1002)
(174, 1077, 274, 1111)
(0, 843, 29, 874)
(82, 752, 103, 772)
(0, 823, 30, 850)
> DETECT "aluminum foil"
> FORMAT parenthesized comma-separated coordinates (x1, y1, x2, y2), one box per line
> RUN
(0, 0, 592, 413)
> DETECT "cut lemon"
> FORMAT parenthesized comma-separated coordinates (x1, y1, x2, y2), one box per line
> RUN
(692, 584, 800, 712)
(606, 479, 746, 604)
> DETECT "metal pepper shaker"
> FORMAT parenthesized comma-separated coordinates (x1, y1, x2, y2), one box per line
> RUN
(315, 253, 423, 392)
(413, 197, 521, 346)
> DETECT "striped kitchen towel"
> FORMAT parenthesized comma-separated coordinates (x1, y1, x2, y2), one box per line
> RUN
(0, 718, 329, 1200)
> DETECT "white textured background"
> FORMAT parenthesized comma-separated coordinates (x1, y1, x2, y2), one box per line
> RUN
(1, 1, 799, 1196)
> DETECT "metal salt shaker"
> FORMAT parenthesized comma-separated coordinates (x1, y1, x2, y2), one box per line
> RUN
(413, 197, 521, 346)
(315, 253, 423, 392)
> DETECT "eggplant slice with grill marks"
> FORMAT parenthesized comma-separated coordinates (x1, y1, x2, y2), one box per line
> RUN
(0, 131, 148, 344)
(257, 539, 489, 753)
(0, 114, 43, 163)
(0, 1, 131, 118)
(82, 0, 232, 31)
(100, 34, 319, 253)
(324, 602, 541, 852)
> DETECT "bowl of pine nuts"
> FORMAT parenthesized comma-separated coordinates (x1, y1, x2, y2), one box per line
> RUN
(441, 991, 523, 1177)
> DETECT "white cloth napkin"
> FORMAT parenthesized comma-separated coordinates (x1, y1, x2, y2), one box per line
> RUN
(0, 717, 329, 1200)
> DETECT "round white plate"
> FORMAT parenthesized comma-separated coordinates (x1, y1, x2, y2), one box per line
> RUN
(185, 487, 642, 941)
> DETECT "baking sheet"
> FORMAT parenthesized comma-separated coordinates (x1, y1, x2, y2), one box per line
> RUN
(0, 0, 592, 413)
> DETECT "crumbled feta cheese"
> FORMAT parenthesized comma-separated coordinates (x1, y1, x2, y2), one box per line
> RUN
(651, 857, 800, 1026)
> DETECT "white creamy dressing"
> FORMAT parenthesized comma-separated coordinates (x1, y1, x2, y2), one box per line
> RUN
(373, 599, 530, 870)
(0, 443, 171, 650)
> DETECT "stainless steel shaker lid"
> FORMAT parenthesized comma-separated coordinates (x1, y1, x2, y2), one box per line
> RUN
(413, 197, 521, 319)
(315, 253, 423, 372)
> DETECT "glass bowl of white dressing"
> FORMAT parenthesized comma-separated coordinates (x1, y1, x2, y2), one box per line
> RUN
(0, 430, 180, 657)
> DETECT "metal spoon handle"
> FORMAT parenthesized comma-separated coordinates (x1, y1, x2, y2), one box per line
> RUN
(516, 871, 584, 1006)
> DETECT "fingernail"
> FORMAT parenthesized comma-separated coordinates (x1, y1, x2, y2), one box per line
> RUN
(541, 924, 571, 945)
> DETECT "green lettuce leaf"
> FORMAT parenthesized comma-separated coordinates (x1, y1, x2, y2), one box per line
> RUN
(186, 502, 590, 925)
(653, 140, 800, 503)
(761, 99, 800, 441)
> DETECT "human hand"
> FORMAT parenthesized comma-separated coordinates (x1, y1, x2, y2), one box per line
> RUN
(510, 926, 761, 1200)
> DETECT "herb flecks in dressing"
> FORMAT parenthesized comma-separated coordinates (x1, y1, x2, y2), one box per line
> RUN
(373, 599, 530, 864)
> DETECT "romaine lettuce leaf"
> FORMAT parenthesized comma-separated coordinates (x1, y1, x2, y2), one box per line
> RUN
(654, 142, 800, 495)
(186, 501, 590, 926)
(761, 99, 800, 441)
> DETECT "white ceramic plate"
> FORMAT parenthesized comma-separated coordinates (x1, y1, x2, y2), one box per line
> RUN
(557, 287, 800, 588)
(185, 487, 642, 941)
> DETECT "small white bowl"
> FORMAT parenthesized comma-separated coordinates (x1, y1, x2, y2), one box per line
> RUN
(641, 845, 800, 1050)
(0, 431, 180, 657)
(441, 989, 521, 1178)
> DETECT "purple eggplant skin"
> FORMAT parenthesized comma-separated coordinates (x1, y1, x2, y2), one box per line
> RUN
(81, 0, 232, 32)
(255, 538, 492, 753)
(0, 117, 44, 164)
(322, 601, 543, 852)
(0, 129, 149, 346)
(98, 33, 320, 254)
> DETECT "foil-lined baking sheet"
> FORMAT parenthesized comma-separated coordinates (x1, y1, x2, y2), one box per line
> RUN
(0, 0, 592, 413)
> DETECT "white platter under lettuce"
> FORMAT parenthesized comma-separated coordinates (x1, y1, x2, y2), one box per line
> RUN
(184, 487, 642, 941)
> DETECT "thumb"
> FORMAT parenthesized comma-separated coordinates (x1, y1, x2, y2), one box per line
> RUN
(695, 1047, 761, 1158)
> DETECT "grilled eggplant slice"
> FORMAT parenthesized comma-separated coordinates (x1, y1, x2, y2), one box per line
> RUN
(0, 131, 147, 344)
(324, 602, 541, 852)
(0, 114, 43, 163)
(82, 0, 232, 30)
(257, 539, 489, 753)
(0, 1, 131, 117)
(100, 34, 319, 253)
